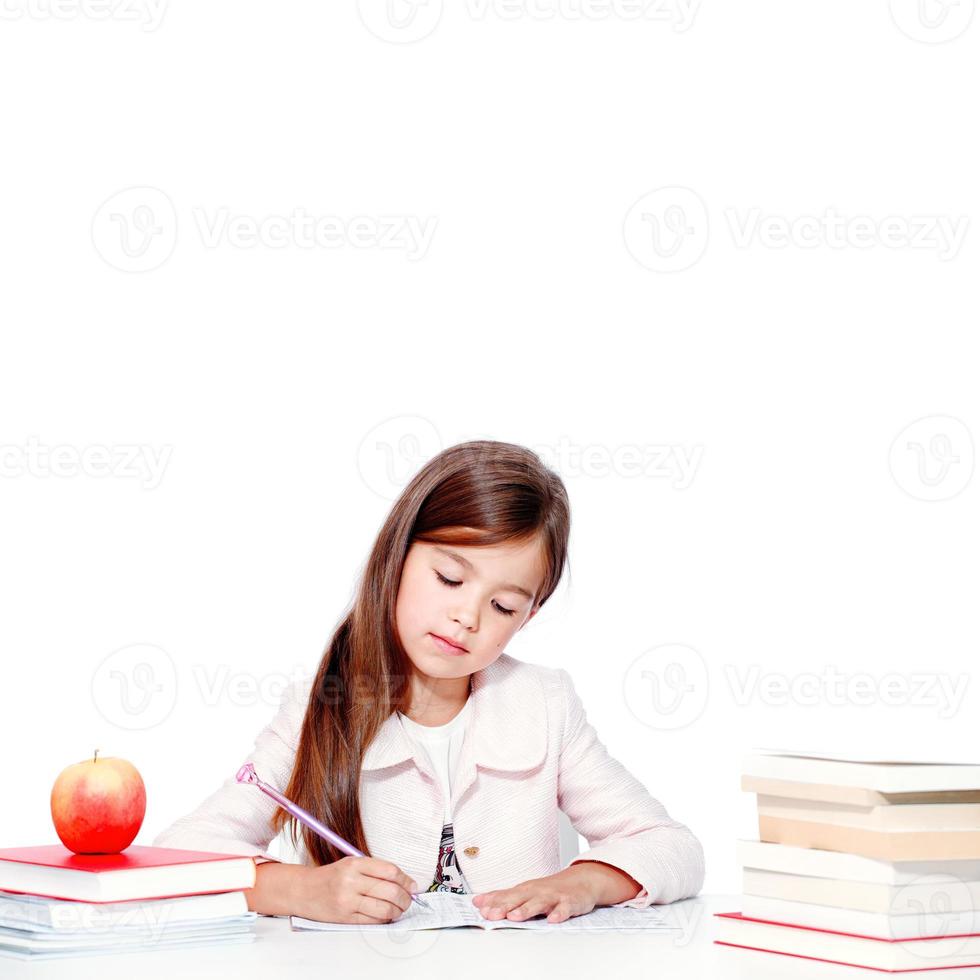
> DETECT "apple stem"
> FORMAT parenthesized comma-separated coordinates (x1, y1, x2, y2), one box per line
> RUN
(94, 749, 99, 763)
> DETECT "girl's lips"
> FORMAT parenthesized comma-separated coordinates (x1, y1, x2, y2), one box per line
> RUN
(429, 633, 469, 655)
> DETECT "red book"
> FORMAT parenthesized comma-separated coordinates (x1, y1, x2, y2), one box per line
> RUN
(0, 845, 257, 904)
(715, 911, 980, 973)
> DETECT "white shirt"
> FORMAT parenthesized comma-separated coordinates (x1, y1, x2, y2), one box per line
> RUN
(397, 697, 473, 892)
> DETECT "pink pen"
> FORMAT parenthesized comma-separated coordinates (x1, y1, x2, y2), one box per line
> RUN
(235, 762, 431, 911)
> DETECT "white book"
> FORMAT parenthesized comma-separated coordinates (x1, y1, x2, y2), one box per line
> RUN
(716, 911, 980, 972)
(737, 839, 980, 884)
(751, 747, 980, 767)
(0, 931, 256, 961)
(756, 795, 980, 832)
(0, 889, 249, 933)
(743, 867, 980, 914)
(743, 750, 980, 794)
(0, 917, 256, 955)
(740, 894, 980, 940)
(741, 774, 980, 806)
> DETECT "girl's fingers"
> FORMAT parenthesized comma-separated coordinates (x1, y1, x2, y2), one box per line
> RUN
(474, 892, 506, 907)
(477, 892, 518, 916)
(506, 897, 550, 920)
(547, 901, 572, 923)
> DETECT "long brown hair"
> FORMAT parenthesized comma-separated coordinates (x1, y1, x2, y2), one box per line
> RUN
(270, 439, 571, 865)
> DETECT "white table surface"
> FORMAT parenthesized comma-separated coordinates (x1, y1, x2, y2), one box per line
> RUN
(9, 894, 980, 979)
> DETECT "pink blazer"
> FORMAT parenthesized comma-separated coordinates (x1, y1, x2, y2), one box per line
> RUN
(152, 652, 705, 909)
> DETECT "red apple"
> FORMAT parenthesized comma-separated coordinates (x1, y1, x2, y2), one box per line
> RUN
(50, 750, 146, 854)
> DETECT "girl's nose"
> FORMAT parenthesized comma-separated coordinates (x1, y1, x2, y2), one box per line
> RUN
(451, 609, 477, 631)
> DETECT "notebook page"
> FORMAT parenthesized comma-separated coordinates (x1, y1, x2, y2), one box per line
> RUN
(290, 891, 684, 932)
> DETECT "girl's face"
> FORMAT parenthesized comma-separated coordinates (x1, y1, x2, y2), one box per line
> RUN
(395, 532, 547, 683)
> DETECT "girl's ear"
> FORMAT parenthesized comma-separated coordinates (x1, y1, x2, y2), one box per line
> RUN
(521, 604, 540, 628)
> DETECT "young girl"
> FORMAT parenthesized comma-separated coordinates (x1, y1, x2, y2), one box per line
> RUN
(153, 440, 705, 925)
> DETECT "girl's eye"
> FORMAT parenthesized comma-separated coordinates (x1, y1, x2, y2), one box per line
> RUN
(434, 571, 517, 617)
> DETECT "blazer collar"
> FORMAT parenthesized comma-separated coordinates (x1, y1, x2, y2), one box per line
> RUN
(361, 652, 547, 776)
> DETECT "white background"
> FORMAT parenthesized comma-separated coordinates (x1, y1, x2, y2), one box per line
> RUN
(1, 0, 977, 896)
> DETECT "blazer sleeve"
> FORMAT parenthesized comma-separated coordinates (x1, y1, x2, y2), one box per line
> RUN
(555, 667, 705, 908)
(151, 676, 311, 866)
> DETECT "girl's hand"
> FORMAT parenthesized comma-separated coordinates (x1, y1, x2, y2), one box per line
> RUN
(297, 856, 420, 925)
(471, 869, 598, 924)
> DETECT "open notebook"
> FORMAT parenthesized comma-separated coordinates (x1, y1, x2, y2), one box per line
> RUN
(290, 891, 685, 932)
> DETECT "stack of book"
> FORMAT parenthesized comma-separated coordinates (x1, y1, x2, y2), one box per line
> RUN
(715, 750, 980, 972)
(0, 844, 259, 960)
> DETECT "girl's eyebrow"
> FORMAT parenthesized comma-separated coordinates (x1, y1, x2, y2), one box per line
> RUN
(432, 546, 535, 600)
